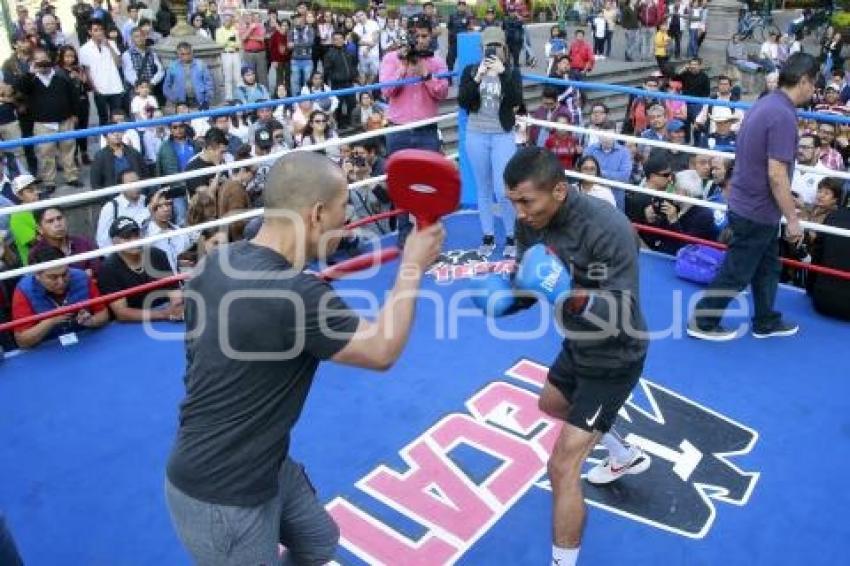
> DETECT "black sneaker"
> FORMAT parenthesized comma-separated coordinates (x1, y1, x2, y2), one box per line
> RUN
(66, 179, 83, 188)
(752, 320, 799, 339)
(686, 321, 738, 342)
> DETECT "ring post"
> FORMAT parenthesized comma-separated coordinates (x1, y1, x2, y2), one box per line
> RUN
(456, 31, 482, 208)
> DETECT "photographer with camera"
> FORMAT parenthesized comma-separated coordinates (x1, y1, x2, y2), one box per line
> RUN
(344, 139, 392, 237)
(378, 21, 449, 247)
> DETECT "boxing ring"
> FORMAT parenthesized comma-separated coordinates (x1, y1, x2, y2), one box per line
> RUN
(3, 40, 850, 565)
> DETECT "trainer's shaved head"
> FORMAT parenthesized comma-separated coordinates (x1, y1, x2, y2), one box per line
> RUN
(264, 151, 347, 214)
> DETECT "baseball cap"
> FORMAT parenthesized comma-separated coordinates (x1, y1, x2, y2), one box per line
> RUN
(241, 65, 255, 76)
(709, 107, 740, 123)
(481, 26, 506, 46)
(666, 119, 687, 133)
(12, 173, 37, 195)
(109, 216, 142, 239)
(254, 127, 274, 149)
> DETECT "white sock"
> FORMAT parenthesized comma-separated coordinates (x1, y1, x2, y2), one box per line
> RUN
(601, 431, 632, 463)
(552, 544, 579, 566)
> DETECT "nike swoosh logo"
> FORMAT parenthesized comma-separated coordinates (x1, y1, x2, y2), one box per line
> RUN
(585, 405, 603, 428)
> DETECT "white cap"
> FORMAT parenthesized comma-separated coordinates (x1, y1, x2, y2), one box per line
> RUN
(12, 174, 37, 195)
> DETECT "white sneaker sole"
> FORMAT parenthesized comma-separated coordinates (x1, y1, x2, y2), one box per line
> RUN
(586, 453, 652, 486)
(752, 327, 799, 339)
(686, 326, 738, 342)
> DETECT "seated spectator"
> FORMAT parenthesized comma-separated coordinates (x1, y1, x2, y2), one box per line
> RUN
(186, 189, 217, 227)
(579, 102, 609, 148)
(791, 132, 829, 206)
(814, 83, 850, 117)
(581, 121, 632, 210)
(647, 119, 691, 172)
(142, 110, 169, 173)
(145, 188, 194, 273)
(664, 80, 688, 122)
(623, 75, 663, 135)
(209, 114, 244, 158)
(250, 103, 288, 147)
(95, 169, 150, 248)
(184, 127, 229, 201)
(235, 65, 270, 105)
(301, 70, 338, 116)
(97, 217, 183, 322)
(574, 155, 616, 207)
(290, 98, 315, 136)
(640, 104, 669, 143)
(29, 206, 98, 275)
(808, 205, 850, 320)
(11, 245, 109, 349)
(91, 122, 146, 190)
(801, 178, 842, 247)
(544, 115, 581, 170)
(9, 174, 39, 266)
(756, 32, 781, 73)
(344, 140, 393, 238)
(702, 107, 739, 152)
(296, 110, 340, 161)
(226, 102, 252, 142)
(816, 121, 845, 170)
(726, 34, 760, 74)
(246, 127, 274, 207)
(350, 91, 382, 132)
(98, 107, 142, 153)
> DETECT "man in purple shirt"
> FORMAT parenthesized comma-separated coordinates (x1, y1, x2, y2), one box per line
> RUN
(28, 206, 99, 276)
(688, 53, 817, 341)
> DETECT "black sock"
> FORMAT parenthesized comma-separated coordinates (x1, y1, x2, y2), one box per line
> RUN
(482, 235, 495, 245)
(505, 237, 515, 246)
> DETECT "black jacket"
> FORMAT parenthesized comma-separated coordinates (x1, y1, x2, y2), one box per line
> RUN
(809, 207, 850, 320)
(90, 144, 146, 190)
(322, 46, 357, 88)
(18, 72, 76, 122)
(678, 70, 711, 98)
(515, 188, 649, 374)
(457, 63, 524, 132)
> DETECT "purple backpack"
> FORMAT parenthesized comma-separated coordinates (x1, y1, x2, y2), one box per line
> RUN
(674, 244, 726, 285)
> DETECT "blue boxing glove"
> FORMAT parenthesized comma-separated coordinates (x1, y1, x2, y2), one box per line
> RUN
(514, 244, 572, 305)
(469, 273, 516, 317)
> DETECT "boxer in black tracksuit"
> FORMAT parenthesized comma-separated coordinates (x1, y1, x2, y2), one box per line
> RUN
(502, 147, 650, 566)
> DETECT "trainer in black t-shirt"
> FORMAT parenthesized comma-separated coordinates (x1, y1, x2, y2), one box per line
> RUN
(97, 247, 177, 309)
(166, 240, 360, 506)
(183, 156, 218, 197)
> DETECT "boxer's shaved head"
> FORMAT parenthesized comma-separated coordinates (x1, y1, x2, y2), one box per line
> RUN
(264, 151, 347, 214)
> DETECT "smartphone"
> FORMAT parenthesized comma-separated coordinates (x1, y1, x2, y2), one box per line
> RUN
(484, 46, 498, 59)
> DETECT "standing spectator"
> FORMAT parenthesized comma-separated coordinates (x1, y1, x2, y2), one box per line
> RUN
(688, 0, 707, 58)
(39, 14, 67, 61)
(502, 7, 525, 67)
(679, 57, 711, 141)
(97, 217, 183, 323)
(582, 121, 633, 210)
(567, 29, 594, 81)
(620, 0, 640, 62)
(18, 49, 81, 192)
(544, 26, 568, 75)
(122, 3, 144, 45)
(216, 11, 242, 102)
(204, 2, 221, 38)
(267, 16, 290, 93)
(72, 0, 94, 45)
(689, 53, 818, 340)
(323, 31, 358, 129)
(191, 13, 211, 39)
(163, 43, 215, 110)
(289, 12, 315, 97)
(601, 0, 618, 59)
(354, 10, 381, 85)
(240, 12, 268, 90)
(380, 15, 406, 56)
(316, 11, 335, 70)
(9, 175, 39, 265)
(90, 125, 146, 191)
(379, 19, 449, 246)
(56, 46, 92, 166)
(79, 19, 124, 127)
(122, 27, 165, 102)
(156, 122, 199, 225)
(130, 80, 159, 123)
(458, 27, 523, 258)
(668, 0, 684, 59)
(654, 22, 671, 71)
(12, 246, 109, 349)
(420, 2, 443, 56)
(400, 0, 423, 23)
(95, 170, 150, 249)
(592, 9, 607, 58)
(545, 114, 581, 170)
(29, 206, 98, 275)
(0, 81, 28, 176)
(447, 1, 474, 74)
(637, 0, 660, 61)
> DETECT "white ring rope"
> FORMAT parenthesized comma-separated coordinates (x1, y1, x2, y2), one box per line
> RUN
(520, 116, 850, 181)
(0, 113, 458, 217)
(0, 152, 459, 281)
(520, 116, 850, 238)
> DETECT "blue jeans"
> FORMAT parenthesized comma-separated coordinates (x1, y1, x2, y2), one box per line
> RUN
(165, 457, 339, 566)
(466, 130, 517, 239)
(290, 59, 313, 98)
(171, 195, 188, 227)
(386, 125, 442, 246)
(692, 212, 783, 332)
(688, 29, 701, 58)
(624, 29, 639, 61)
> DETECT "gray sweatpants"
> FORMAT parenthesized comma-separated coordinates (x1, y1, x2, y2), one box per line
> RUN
(165, 457, 339, 566)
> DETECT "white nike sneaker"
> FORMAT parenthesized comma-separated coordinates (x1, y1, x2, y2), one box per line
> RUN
(586, 447, 651, 485)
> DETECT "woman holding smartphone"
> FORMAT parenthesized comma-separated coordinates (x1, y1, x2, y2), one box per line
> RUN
(457, 27, 524, 259)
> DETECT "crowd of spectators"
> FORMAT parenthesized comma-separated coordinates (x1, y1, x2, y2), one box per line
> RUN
(0, 0, 848, 351)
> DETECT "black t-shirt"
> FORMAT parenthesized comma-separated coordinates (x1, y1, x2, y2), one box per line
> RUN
(184, 155, 220, 196)
(96, 248, 176, 310)
(166, 241, 359, 506)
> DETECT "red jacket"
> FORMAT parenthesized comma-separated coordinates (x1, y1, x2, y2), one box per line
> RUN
(568, 39, 594, 72)
(268, 29, 290, 64)
(544, 132, 579, 169)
